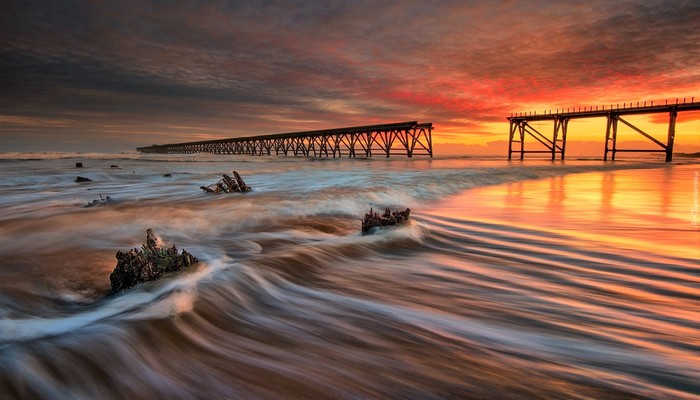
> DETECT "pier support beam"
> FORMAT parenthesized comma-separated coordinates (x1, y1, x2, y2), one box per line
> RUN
(605, 112, 674, 161)
(508, 118, 566, 160)
(508, 119, 525, 160)
(666, 108, 677, 162)
(553, 117, 569, 160)
(604, 113, 618, 161)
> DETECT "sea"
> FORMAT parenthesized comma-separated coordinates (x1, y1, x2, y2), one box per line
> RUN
(0, 152, 698, 399)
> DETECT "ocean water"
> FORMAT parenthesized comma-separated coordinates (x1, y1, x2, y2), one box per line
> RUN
(0, 152, 698, 399)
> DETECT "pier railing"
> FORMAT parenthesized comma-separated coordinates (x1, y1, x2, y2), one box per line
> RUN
(507, 97, 700, 162)
(137, 121, 433, 158)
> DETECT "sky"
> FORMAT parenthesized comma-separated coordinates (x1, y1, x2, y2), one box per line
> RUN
(2, 0, 700, 155)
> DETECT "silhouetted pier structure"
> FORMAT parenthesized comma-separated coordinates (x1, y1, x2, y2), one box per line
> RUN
(137, 121, 433, 158)
(508, 98, 700, 161)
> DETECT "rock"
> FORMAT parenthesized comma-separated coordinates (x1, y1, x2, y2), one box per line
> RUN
(85, 194, 113, 207)
(163, 173, 172, 177)
(109, 229, 199, 294)
(76, 162, 83, 168)
(200, 171, 252, 193)
(75, 176, 92, 182)
(361, 207, 411, 235)
(110, 165, 119, 168)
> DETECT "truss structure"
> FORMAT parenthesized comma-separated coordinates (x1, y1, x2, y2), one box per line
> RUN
(507, 100, 698, 162)
(138, 122, 433, 158)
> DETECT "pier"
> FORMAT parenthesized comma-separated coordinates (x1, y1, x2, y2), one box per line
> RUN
(508, 98, 700, 161)
(137, 121, 433, 158)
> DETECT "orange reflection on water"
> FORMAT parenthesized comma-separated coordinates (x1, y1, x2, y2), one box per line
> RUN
(431, 164, 699, 260)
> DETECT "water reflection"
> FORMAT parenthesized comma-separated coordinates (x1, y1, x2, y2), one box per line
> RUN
(1, 157, 698, 399)
(548, 175, 566, 207)
(412, 165, 700, 398)
(601, 171, 615, 221)
(443, 165, 698, 259)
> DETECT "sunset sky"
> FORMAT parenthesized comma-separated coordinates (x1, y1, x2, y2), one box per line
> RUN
(2, 0, 699, 154)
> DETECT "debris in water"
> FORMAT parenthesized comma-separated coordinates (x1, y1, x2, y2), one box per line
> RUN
(109, 229, 198, 294)
(76, 162, 83, 168)
(200, 171, 252, 193)
(361, 207, 411, 235)
(110, 165, 119, 168)
(163, 173, 172, 177)
(85, 194, 113, 207)
(75, 176, 92, 182)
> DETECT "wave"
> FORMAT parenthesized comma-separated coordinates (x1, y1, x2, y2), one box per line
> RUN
(0, 249, 236, 344)
(1, 157, 698, 398)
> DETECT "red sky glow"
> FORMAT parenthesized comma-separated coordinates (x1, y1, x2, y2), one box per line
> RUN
(1, 0, 699, 155)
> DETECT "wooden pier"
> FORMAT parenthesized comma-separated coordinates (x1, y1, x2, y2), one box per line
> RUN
(137, 121, 433, 158)
(508, 98, 700, 161)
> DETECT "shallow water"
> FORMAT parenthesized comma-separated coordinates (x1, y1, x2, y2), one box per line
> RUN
(0, 153, 698, 399)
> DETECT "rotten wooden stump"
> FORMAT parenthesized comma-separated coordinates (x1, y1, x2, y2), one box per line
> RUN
(361, 207, 411, 235)
(109, 229, 198, 294)
(200, 171, 252, 193)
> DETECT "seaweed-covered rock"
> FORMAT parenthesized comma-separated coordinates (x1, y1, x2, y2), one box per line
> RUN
(200, 171, 251, 193)
(109, 229, 198, 294)
(85, 194, 113, 207)
(361, 207, 411, 235)
(75, 176, 92, 182)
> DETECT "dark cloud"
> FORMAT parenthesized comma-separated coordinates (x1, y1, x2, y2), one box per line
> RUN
(1, 0, 699, 151)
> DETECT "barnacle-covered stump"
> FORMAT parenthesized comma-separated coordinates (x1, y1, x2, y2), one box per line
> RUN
(361, 207, 411, 235)
(200, 171, 252, 193)
(109, 229, 198, 294)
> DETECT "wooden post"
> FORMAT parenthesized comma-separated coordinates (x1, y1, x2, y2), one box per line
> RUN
(611, 115, 618, 161)
(666, 108, 677, 162)
(604, 114, 613, 161)
(551, 118, 559, 161)
(508, 120, 515, 160)
(560, 118, 569, 160)
(428, 125, 434, 158)
(519, 122, 525, 160)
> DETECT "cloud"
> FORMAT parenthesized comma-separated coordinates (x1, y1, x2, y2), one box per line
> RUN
(1, 0, 699, 151)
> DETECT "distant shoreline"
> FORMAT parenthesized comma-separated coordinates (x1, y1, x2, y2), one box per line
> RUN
(675, 152, 700, 158)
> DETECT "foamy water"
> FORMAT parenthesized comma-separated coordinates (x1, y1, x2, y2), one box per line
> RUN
(0, 153, 698, 399)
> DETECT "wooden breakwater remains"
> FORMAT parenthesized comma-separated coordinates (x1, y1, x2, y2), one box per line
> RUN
(508, 98, 700, 162)
(137, 121, 433, 158)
